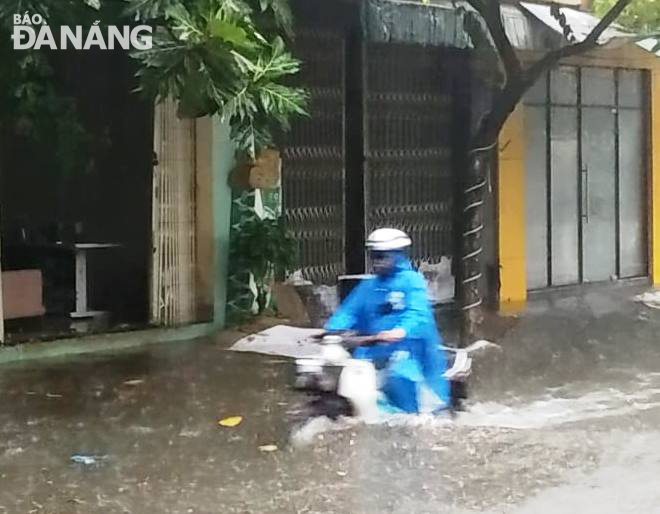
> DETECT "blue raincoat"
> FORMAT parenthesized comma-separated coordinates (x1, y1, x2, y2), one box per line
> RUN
(324, 255, 450, 413)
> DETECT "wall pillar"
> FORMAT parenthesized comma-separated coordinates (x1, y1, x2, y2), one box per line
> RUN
(498, 104, 527, 312)
(650, 70, 660, 286)
(211, 117, 235, 328)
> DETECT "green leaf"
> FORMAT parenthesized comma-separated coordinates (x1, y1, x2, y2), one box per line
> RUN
(259, 83, 308, 116)
(208, 18, 251, 47)
(271, 35, 285, 55)
(231, 50, 258, 74)
(127, 0, 306, 156)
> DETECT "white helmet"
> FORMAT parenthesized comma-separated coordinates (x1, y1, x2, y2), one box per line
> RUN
(365, 228, 411, 251)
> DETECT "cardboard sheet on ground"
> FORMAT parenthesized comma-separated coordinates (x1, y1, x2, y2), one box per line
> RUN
(230, 325, 324, 359)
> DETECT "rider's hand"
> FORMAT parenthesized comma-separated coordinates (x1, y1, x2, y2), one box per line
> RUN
(377, 328, 406, 343)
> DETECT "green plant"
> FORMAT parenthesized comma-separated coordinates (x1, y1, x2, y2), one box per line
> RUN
(1, 0, 307, 160)
(229, 215, 296, 314)
(127, 0, 308, 158)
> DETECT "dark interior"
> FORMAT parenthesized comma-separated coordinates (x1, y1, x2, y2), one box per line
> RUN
(0, 48, 153, 343)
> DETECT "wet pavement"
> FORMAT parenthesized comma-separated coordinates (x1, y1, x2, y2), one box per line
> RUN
(2, 282, 660, 513)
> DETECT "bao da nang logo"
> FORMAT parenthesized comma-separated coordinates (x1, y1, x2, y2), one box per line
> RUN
(11, 12, 152, 50)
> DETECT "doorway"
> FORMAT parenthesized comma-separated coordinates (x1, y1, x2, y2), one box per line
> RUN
(525, 66, 648, 289)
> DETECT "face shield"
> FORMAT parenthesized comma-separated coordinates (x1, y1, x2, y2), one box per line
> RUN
(369, 250, 398, 276)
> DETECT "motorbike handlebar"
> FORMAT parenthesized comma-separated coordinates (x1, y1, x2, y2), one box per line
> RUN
(315, 332, 382, 349)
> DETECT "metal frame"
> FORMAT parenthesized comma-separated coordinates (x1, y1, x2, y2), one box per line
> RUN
(617, 67, 650, 279)
(643, 69, 652, 278)
(577, 67, 584, 283)
(614, 69, 621, 277)
(527, 65, 649, 289)
(545, 70, 553, 286)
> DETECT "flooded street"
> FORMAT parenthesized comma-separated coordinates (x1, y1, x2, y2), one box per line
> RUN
(2, 283, 660, 513)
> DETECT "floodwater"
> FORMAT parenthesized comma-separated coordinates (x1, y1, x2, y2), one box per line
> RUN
(2, 282, 660, 513)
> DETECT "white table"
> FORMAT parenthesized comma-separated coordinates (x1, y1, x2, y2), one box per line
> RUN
(68, 243, 121, 319)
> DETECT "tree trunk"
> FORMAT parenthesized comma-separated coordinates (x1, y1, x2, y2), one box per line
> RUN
(458, 83, 521, 346)
(459, 141, 495, 345)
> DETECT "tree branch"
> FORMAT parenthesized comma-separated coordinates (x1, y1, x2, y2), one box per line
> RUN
(474, 0, 633, 143)
(525, 0, 634, 84)
(459, 0, 634, 343)
(466, 0, 523, 87)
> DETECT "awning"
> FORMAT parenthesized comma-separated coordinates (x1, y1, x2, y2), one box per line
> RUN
(636, 37, 660, 57)
(519, 1, 630, 45)
(364, 0, 657, 57)
(363, 0, 565, 50)
(362, 0, 476, 48)
(521, 2, 659, 56)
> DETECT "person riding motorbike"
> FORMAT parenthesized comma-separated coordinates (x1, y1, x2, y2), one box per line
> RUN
(323, 228, 451, 414)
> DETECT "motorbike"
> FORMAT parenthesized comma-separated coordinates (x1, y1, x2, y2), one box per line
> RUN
(292, 333, 474, 420)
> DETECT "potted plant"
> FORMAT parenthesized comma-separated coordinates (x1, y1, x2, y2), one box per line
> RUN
(229, 216, 297, 315)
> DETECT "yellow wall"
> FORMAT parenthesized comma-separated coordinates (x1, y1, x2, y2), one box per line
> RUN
(651, 70, 660, 286)
(498, 104, 527, 311)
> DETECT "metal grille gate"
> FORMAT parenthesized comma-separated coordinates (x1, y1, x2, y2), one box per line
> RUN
(283, 36, 458, 284)
(365, 43, 454, 266)
(282, 31, 346, 284)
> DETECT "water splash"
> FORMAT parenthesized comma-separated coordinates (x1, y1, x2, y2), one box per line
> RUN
(457, 374, 660, 429)
(290, 373, 660, 440)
